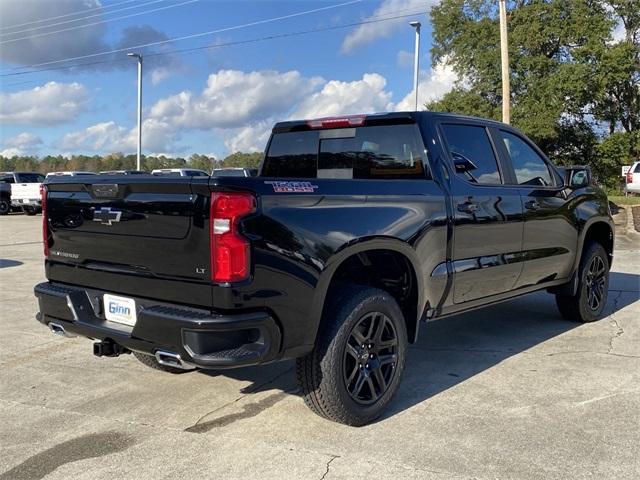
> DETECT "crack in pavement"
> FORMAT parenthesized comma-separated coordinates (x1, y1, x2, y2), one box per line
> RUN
(607, 291, 625, 354)
(184, 366, 294, 433)
(319, 455, 339, 480)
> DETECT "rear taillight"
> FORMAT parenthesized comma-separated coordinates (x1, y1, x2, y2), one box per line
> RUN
(626, 172, 633, 184)
(210, 192, 255, 283)
(41, 184, 49, 257)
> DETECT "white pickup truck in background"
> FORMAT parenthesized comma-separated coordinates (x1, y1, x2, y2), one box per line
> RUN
(0, 171, 45, 215)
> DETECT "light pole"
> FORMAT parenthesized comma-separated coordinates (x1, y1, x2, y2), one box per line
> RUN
(127, 52, 143, 169)
(409, 21, 421, 111)
(498, 0, 510, 124)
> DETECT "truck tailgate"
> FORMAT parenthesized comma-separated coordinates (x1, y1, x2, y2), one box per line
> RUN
(45, 177, 212, 304)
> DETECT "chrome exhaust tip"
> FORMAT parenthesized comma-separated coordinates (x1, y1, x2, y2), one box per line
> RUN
(154, 350, 195, 370)
(48, 322, 76, 338)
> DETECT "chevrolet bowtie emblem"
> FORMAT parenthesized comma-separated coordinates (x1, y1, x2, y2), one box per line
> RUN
(93, 207, 122, 225)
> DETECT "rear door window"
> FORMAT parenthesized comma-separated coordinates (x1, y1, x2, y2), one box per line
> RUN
(440, 124, 502, 184)
(499, 131, 553, 186)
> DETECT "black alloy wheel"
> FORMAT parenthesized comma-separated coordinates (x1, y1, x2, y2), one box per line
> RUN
(585, 255, 607, 312)
(343, 312, 398, 405)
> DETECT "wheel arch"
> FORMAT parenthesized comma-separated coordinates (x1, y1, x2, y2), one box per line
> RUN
(309, 238, 425, 345)
(577, 218, 614, 270)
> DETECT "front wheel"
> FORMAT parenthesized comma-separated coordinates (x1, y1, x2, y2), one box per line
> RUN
(296, 286, 407, 426)
(555, 241, 609, 323)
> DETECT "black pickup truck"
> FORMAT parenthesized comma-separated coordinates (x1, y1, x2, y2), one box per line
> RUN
(34, 112, 613, 426)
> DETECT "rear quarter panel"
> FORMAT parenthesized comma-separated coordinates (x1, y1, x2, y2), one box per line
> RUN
(210, 176, 448, 353)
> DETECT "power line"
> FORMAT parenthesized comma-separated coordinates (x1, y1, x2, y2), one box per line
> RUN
(0, 0, 167, 38)
(0, 9, 429, 78)
(0, 0, 139, 32)
(1, 0, 363, 69)
(0, 0, 198, 45)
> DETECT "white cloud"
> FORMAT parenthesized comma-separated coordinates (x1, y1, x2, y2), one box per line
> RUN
(394, 62, 458, 111)
(222, 72, 396, 153)
(223, 122, 272, 153)
(396, 49, 414, 67)
(293, 73, 393, 119)
(4, 131, 42, 148)
(0, 81, 88, 125)
(149, 70, 323, 129)
(341, 0, 437, 53)
(1, 131, 42, 157)
(59, 119, 178, 154)
(611, 21, 626, 43)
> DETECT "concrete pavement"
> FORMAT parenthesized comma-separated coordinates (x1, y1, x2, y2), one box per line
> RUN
(1, 214, 638, 479)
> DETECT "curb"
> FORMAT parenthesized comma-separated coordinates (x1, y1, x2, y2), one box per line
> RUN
(622, 205, 640, 243)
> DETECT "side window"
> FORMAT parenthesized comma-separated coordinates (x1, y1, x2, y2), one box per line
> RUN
(500, 131, 552, 186)
(440, 124, 501, 184)
(634, 163, 640, 173)
(318, 124, 428, 180)
(263, 131, 319, 178)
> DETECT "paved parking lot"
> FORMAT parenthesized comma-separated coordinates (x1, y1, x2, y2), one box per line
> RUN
(1, 214, 638, 480)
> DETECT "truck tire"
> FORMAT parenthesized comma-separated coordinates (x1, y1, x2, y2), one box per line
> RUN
(296, 286, 407, 426)
(23, 206, 37, 216)
(132, 351, 193, 374)
(555, 241, 609, 323)
(0, 197, 9, 215)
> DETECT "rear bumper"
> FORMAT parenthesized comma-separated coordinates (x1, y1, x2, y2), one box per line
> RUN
(13, 198, 41, 207)
(34, 282, 281, 369)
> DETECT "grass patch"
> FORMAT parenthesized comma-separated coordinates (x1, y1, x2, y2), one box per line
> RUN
(608, 195, 640, 206)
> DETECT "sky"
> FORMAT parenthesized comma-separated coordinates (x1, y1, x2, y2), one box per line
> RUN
(0, 0, 458, 159)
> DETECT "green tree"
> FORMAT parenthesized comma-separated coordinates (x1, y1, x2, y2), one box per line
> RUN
(221, 152, 263, 168)
(428, 0, 639, 189)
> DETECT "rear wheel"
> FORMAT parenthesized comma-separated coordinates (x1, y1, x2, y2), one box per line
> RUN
(296, 286, 407, 426)
(555, 241, 609, 323)
(132, 351, 193, 374)
(23, 206, 37, 216)
(0, 198, 9, 215)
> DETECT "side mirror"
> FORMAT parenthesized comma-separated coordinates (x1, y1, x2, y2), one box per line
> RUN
(451, 152, 478, 173)
(563, 166, 591, 189)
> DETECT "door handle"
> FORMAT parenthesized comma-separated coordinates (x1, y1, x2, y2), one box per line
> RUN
(457, 201, 479, 214)
(525, 200, 540, 210)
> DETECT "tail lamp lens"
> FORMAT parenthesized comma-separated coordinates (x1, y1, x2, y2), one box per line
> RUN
(41, 184, 49, 257)
(210, 192, 255, 283)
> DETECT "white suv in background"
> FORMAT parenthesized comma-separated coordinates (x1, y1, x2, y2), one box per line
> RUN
(625, 161, 640, 195)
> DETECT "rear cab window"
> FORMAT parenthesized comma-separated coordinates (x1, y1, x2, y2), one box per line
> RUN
(16, 173, 45, 183)
(262, 123, 430, 180)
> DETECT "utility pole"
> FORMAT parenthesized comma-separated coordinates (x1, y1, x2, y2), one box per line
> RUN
(127, 52, 143, 169)
(498, 0, 510, 124)
(410, 21, 421, 111)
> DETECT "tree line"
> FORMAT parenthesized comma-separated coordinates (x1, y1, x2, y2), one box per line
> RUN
(0, 152, 263, 175)
(428, 0, 638, 192)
